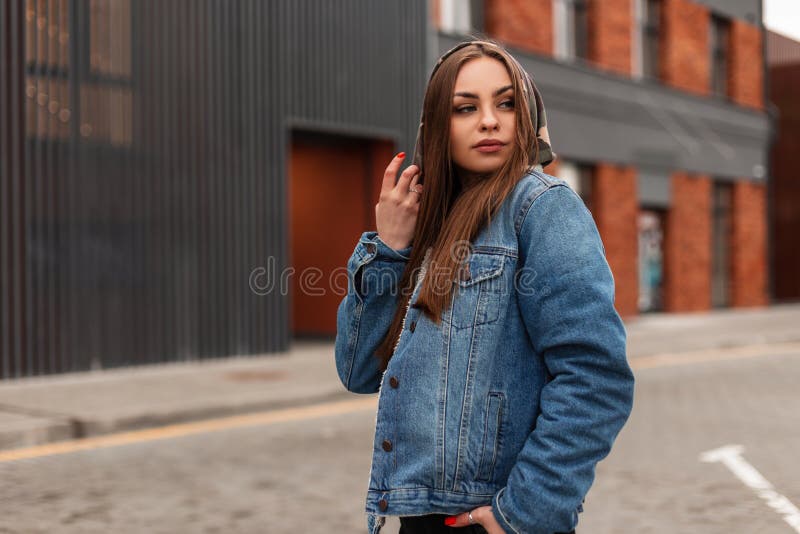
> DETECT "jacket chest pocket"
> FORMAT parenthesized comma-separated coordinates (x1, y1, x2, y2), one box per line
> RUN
(449, 252, 506, 330)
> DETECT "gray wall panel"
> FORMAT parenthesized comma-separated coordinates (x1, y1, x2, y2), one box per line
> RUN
(695, 0, 761, 23)
(638, 166, 672, 208)
(280, 0, 426, 152)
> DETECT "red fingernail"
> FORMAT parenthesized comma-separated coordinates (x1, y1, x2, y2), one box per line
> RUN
(397, 152, 406, 159)
(444, 517, 456, 526)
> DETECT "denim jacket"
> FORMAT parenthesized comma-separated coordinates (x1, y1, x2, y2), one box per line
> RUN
(334, 170, 635, 534)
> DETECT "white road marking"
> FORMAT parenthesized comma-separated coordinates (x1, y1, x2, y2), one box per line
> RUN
(700, 444, 800, 532)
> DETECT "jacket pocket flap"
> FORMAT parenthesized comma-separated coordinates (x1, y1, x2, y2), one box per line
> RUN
(457, 253, 505, 288)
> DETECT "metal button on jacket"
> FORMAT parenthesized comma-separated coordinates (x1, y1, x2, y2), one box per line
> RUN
(409, 320, 416, 332)
(389, 376, 399, 388)
(378, 499, 388, 511)
(382, 439, 393, 452)
(459, 265, 471, 281)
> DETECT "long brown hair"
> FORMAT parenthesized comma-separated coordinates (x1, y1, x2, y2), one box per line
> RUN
(373, 39, 539, 372)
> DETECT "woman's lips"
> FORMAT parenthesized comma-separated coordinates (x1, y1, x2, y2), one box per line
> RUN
(474, 143, 505, 153)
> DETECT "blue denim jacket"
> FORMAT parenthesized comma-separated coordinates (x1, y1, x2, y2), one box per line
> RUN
(334, 170, 635, 534)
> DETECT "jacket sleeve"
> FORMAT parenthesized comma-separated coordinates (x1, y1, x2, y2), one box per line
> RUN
(334, 231, 412, 394)
(491, 184, 635, 534)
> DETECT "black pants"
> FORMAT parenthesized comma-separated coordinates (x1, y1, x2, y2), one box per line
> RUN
(398, 514, 488, 534)
(398, 513, 576, 534)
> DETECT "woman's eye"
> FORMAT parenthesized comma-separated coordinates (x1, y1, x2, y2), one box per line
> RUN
(455, 101, 513, 113)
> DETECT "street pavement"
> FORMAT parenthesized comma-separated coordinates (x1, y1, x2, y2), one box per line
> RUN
(0, 303, 798, 533)
(0, 340, 798, 533)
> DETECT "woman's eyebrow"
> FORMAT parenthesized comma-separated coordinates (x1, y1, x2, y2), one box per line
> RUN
(453, 84, 513, 99)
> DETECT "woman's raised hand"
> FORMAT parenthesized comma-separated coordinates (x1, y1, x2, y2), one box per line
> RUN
(375, 152, 423, 251)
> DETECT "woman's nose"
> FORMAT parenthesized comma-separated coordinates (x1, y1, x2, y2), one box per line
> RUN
(479, 109, 499, 131)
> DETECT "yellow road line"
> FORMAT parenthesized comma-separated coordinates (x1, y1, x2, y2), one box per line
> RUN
(0, 396, 377, 463)
(1, 341, 798, 463)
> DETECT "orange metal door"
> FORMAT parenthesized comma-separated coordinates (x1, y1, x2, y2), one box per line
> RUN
(289, 132, 394, 337)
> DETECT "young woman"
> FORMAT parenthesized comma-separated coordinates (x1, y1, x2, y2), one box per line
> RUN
(334, 39, 635, 534)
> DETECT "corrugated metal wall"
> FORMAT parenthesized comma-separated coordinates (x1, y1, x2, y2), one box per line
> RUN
(0, 0, 428, 379)
(767, 29, 800, 66)
(1, 1, 28, 378)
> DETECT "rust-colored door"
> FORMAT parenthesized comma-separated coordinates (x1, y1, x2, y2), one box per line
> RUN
(288, 132, 394, 337)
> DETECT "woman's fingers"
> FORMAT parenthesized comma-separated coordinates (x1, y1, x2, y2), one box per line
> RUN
(395, 162, 420, 193)
(375, 153, 422, 250)
(446, 507, 505, 533)
(443, 511, 472, 528)
(380, 153, 422, 202)
(381, 152, 408, 195)
(407, 172, 424, 199)
(444, 507, 502, 531)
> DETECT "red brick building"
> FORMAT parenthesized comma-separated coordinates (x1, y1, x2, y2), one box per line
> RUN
(432, 0, 771, 317)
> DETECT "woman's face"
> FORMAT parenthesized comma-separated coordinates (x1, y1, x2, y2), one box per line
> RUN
(449, 56, 517, 179)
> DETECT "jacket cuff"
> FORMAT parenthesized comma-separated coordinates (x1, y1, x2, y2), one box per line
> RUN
(357, 231, 412, 262)
(491, 487, 522, 534)
(491, 485, 582, 534)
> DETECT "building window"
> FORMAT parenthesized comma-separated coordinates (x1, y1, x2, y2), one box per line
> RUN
(25, 0, 72, 141)
(82, 0, 133, 146)
(559, 160, 593, 210)
(633, 0, 660, 79)
(24, 0, 133, 147)
(554, 0, 589, 62)
(711, 181, 733, 308)
(440, 0, 483, 34)
(638, 209, 666, 312)
(710, 14, 731, 98)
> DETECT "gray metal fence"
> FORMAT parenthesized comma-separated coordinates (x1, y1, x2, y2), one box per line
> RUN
(1, 0, 427, 378)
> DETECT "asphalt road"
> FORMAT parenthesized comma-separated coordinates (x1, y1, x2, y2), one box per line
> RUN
(1, 344, 798, 534)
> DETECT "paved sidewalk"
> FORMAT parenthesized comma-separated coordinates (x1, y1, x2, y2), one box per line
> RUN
(1, 303, 798, 452)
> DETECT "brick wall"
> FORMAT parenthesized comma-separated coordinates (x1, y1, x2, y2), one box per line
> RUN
(587, 0, 632, 76)
(730, 180, 768, 307)
(664, 172, 712, 311)
(729, 20, 764, 109)
(591, 164, 639, 317)
(660, 0, 710, 96)
(484, 0, 553, 56)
